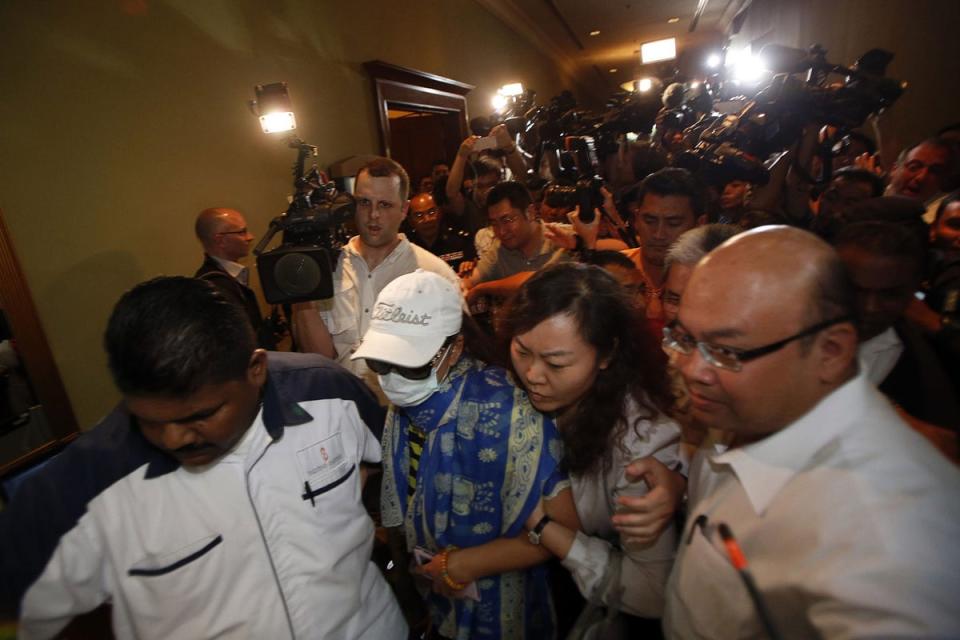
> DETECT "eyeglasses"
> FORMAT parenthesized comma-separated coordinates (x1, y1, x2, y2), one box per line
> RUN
(489, 213, 524, 229)
(662, 316, 850, 372)
(365, 338, 455, 380)
(217, 227, 249, 236)
(410, 207, 440, 222)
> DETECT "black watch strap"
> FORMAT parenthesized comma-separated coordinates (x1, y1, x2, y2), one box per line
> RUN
(528, 514, 552, 545)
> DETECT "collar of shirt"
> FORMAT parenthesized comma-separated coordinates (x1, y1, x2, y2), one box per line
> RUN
(343, 234, 412, 271)
(211, 255, 247, 283)
(709, 369, 869, 515)
(857, 327, 903, 385)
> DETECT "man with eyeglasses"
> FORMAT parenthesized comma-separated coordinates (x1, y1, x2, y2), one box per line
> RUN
(292, 157, 458, 401)
(661, 226, 959, 637)
(406, 192, 475, 275)
(884, 138, 955, 224)
(194, 207, 274, 348)
(463, 181, 568, 304)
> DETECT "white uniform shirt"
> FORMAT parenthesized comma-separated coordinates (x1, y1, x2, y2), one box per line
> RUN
(857, 327, 903, 386)
(664, 371, 960, 638)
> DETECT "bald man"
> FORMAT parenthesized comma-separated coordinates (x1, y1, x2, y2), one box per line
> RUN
(194, 208, 271, 348)
(661, 226, 959, 637)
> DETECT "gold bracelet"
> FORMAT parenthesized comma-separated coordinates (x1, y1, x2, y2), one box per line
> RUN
(438, 548, 467, 591)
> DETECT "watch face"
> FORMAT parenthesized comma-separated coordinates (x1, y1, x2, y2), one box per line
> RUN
(528, 530, 541, 545)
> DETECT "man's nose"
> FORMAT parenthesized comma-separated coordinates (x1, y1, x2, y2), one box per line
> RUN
(157, 423, 202, 451)
(678, 346, 716, 387)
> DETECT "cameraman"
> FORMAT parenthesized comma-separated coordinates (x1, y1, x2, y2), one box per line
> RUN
(291, 157, 459, 399)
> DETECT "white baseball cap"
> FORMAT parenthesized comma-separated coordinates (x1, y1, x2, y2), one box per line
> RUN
(351, 270, 463, 367)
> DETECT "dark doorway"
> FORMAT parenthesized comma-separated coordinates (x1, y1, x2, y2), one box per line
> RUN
(387, 106, 462, 193)
(363, 61, 474, 185)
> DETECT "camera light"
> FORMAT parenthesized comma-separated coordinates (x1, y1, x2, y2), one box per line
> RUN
(260, 111, 297, 134)
(637, 77, 654, 92)
(500, 83, 524, 97)
(492, 94, 508, 112)
(640, 38, 676, 64)
(254, 82, 297, 134)
(706, 53, 722, 68)
(689, 81, 701, 89)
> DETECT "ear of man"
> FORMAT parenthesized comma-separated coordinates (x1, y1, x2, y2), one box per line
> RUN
(812, 321, 859, 385)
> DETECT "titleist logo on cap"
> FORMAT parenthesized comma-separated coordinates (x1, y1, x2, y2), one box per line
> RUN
(372, 302, 432, 326)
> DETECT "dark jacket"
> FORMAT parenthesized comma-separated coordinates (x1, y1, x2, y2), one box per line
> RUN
(195, 255, 274, 349)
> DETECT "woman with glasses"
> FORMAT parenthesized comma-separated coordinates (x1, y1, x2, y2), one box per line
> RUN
(352, 270, 577, 640)
(499, 261, 684, 634)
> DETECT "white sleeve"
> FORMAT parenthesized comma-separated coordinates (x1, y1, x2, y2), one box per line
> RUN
(562, 524, 676, 619)
(19, 512, 111, 640)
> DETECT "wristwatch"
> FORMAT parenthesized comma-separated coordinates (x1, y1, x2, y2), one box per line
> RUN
(527, 514, 552, 545)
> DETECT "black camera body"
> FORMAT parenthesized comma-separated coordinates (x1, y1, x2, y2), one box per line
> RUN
(254, 140, 357, 304)
(544, 177, 605, 224)
(677, 45, 904, 186)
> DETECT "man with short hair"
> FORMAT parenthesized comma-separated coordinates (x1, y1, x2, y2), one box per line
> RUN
(812, 166, 885, 237)
(0, 277, 407, 639)
(406, 191, 475, 274)
(445, 124, 527, 235)
(834, 220, 960, 430)
(885, 138, 955, 222)
(194, 207, 273, 347)
(662, 226, 960, 637)
(621, 168, 706, 323)
(661, 224, 740, 324)
(292, 157, 458, 397)
(463, 181, 566, 302)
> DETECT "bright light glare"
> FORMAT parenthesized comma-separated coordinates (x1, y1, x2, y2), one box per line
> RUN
(491, 94, 508, 111)
(706, 53, 722, 68)
(259, 111, 296, 133)
(500, 83, 524, 97)
(640, 38, 676, 64)
(638, 77, 653, 92)
(689, 81, 701, 89)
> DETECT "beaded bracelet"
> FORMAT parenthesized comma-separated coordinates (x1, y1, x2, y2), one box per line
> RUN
(437, 548, 467, 591)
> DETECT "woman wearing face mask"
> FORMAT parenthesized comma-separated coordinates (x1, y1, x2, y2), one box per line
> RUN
(352, 269, 578, 640)
(499, 261, 683, 633)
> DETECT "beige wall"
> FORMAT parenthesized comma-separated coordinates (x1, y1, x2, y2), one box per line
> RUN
(731, 0, 960, 162)
(0, 0, 575, 427)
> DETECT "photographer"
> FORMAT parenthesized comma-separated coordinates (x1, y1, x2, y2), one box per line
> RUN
(445, 124, 527, 235)
(291, 157, 458, 399)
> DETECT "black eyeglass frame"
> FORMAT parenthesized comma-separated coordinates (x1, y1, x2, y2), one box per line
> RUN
(364, 336, 456, 380)
(663, 316, 852, 372)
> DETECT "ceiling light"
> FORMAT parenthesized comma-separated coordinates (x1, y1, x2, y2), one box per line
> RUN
(640, 38, 676, 64)
(667, 17, 679, 23)
(609, 68, 618, 73)
(589, 30, 601, 36)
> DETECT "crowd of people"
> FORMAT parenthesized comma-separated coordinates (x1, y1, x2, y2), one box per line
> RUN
(2, 89, 959, 640)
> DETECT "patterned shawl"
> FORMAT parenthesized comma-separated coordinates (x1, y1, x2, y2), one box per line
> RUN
(381, 356, 567, 639)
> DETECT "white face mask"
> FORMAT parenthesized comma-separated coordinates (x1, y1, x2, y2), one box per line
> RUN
(378, 370, 440, 407)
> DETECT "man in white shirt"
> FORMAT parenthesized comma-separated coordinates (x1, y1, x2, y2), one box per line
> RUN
(661, 226, 960, 638)
(292, 157, 458, 397)
(1, 277, 406, 639)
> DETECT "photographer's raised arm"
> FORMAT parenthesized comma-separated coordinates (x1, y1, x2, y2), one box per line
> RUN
(491, 124, 528, 179)
(291, 302, 336, 359)
(446, 136, 478, 217)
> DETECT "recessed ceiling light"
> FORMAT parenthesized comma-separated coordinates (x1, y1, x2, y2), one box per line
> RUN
(609, 68, 618, 73)
(668, 17, 680, 23)
(589, 30, 601, 36)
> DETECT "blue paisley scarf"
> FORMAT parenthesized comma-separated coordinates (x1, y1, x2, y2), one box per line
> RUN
(381, 356, 567, 639)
